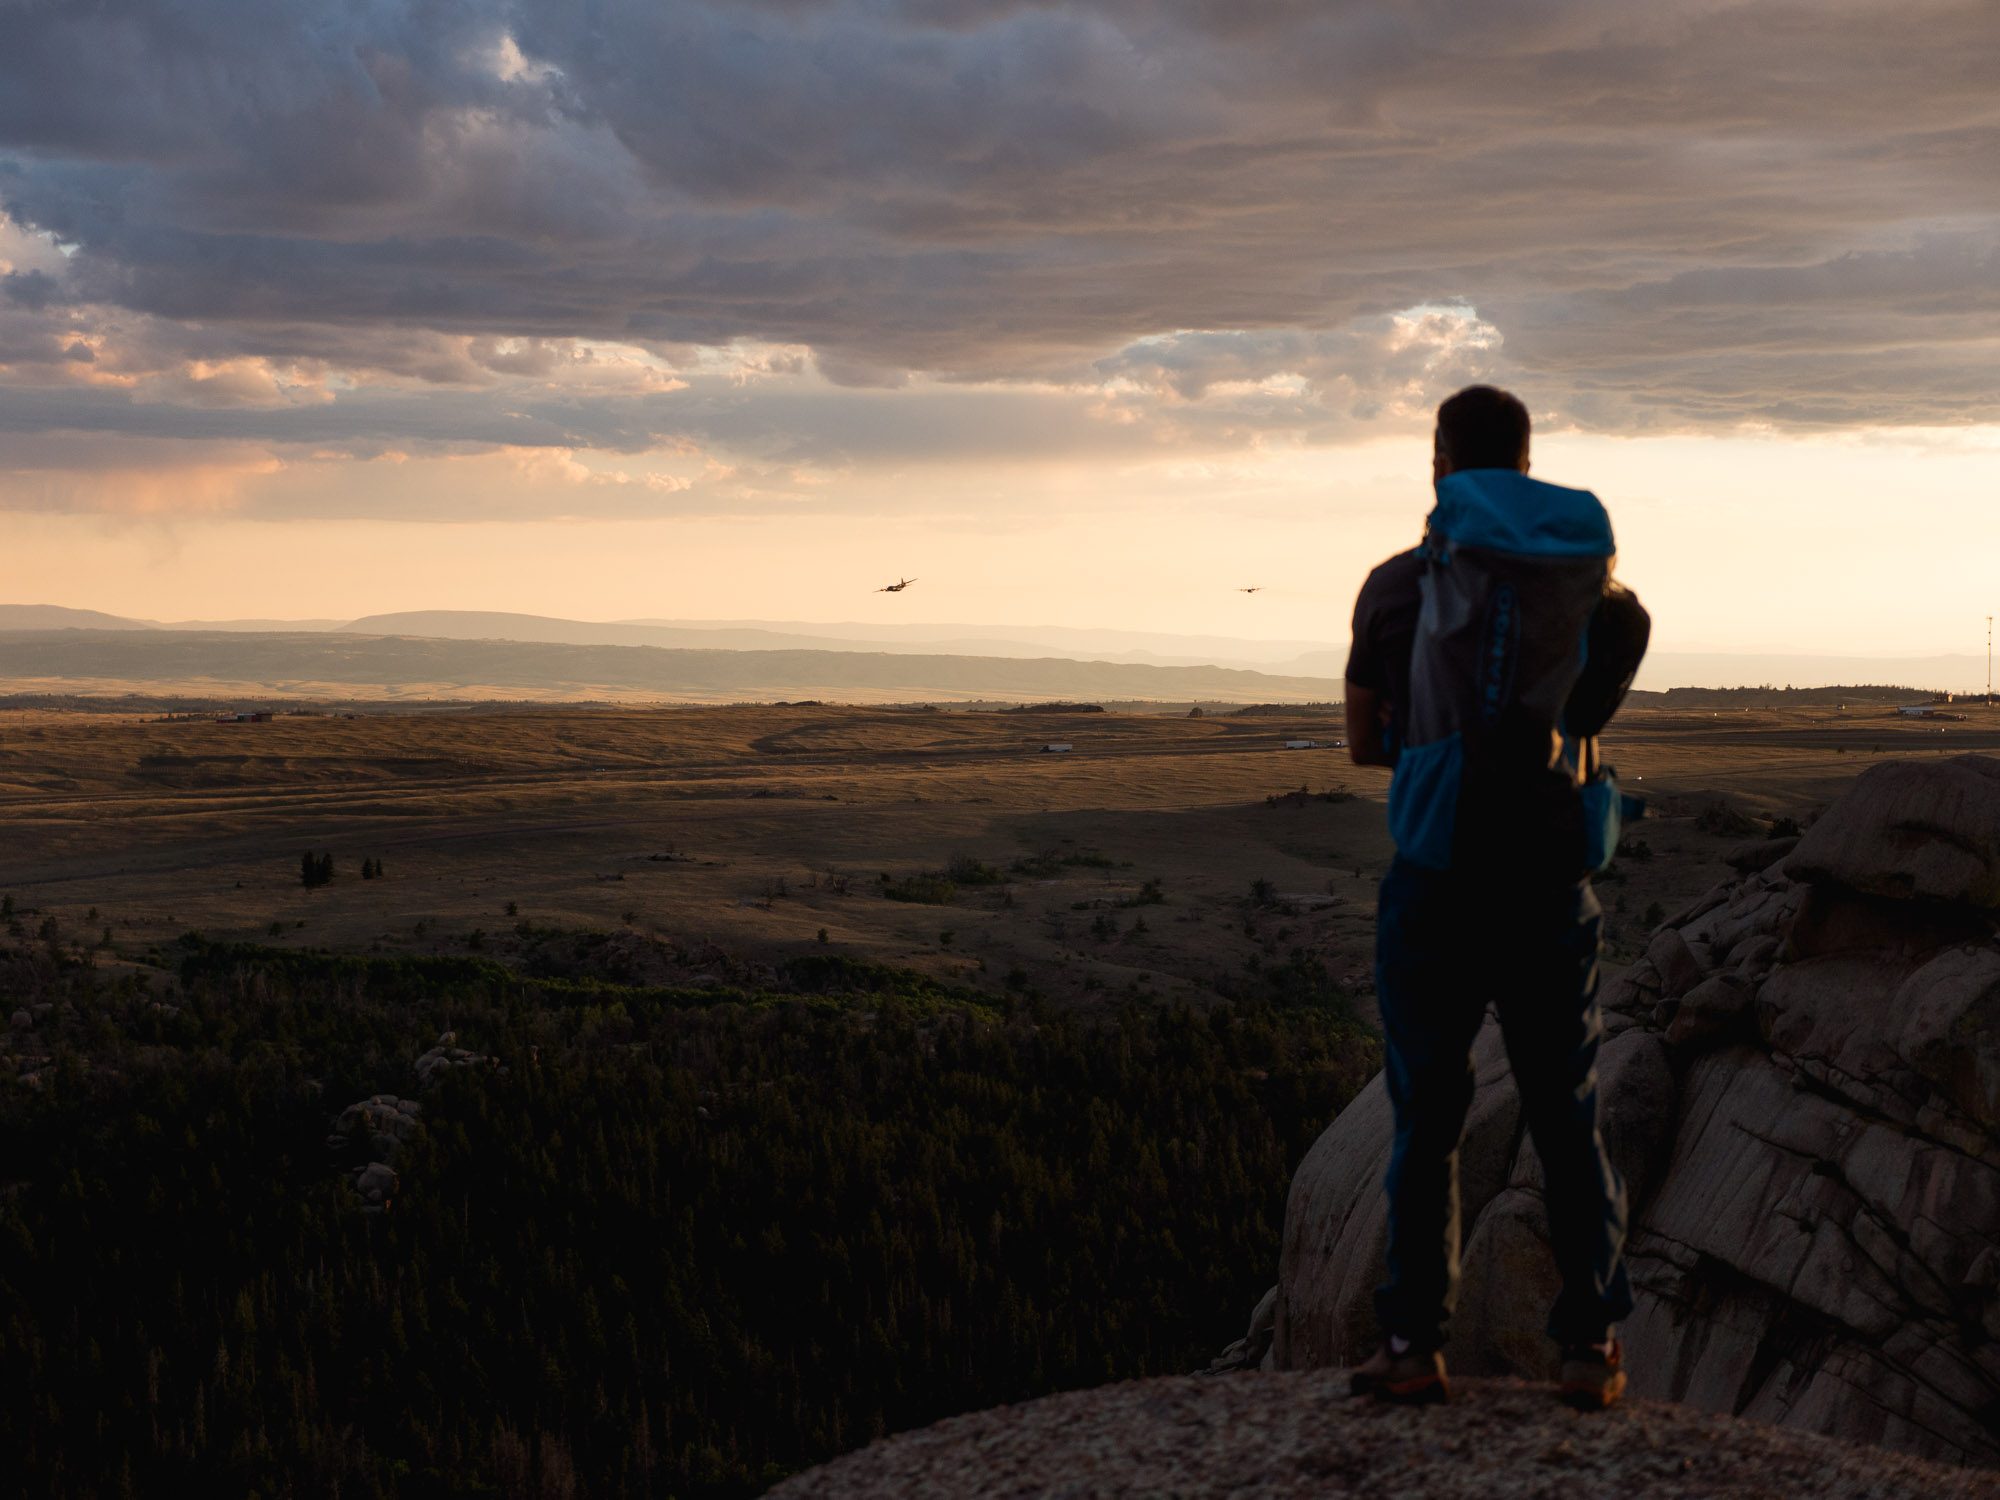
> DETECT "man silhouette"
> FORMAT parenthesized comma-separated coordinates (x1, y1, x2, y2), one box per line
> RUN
(1343, 385, 1650, 1409)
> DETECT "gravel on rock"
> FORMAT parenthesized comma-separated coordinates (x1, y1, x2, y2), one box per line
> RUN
(768, 1373, 2000, 1499)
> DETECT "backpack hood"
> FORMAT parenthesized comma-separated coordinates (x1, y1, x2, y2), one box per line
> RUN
(1428, 469, 1615, 559)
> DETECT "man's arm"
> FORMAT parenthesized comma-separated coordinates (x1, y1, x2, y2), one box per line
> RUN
(1346, 683, 1393, 766)
(1345, 547, 1423, 768)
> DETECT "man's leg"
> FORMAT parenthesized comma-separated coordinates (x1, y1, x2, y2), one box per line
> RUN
(1492, 877, 1634, 1357)
(1371, 858, 1490, 1355)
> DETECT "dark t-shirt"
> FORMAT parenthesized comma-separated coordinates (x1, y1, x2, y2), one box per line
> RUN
(1344, 548, 1424, 753)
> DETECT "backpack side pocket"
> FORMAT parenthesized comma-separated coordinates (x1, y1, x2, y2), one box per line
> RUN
(1387, 732, 1463, 871)
(1580, 770, 1623, 873)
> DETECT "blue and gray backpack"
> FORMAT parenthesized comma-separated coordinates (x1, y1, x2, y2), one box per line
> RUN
(1387, 468, 1643, 874)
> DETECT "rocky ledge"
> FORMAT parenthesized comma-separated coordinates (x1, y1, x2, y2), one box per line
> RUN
(768, 1372, 1998, 1499)
(1274, 755, 2000, 1470)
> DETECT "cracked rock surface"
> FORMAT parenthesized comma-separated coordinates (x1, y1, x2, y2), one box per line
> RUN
(1274, 755, 2000, 1471)
(767, 1373, 1999, 1499)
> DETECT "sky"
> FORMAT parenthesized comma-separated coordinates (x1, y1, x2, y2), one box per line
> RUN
(2, 0, 1997, 656)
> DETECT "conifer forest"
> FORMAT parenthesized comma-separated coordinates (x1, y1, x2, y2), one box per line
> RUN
(0, 933, 1377, 1498)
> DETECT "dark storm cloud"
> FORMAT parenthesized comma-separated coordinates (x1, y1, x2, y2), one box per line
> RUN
(2, 0, 1999, 505)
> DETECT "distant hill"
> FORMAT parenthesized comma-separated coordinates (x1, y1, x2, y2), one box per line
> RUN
(1639, 651, 1989, 696)
(339, 611, 1344, 669)
(340, 611, 890, 655)
(0, 604, 152, 630)
(156, 616, 350, 633)
(0, 629, 1346, 704)
(4, 603, 1990, 695)
(0, 605, 345, 633)
(615, 617, 1345, 666)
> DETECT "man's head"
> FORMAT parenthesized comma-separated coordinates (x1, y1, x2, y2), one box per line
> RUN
(1433, 385, 1530, 483)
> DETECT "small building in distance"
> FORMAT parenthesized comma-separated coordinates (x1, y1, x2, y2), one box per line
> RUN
(1284, 739, 1322, 750)
(1041, 743, 1073, 753)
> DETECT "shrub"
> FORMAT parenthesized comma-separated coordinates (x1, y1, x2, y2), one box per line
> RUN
(1011, 849, 1116, 878)
(946, 856, 1006, 887)
(1694, 802, 1759, 838)
(883, 874, 957, 906)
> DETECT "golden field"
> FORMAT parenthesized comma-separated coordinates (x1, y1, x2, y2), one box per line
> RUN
(3, 700, 1995, 1015)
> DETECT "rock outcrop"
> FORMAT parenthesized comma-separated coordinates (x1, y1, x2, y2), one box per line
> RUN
(1273, 756, 2000, 1470)
(1787, 756, 2000, 908)
(327, 1093, 423, 1211)
(328, 1093, 424, 1162)
(769, 1373, 2000, 1499)
(324, 1032, 502, 1212)
(415, 1038, 500, 1086)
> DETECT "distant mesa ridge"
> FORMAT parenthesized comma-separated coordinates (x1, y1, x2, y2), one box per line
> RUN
(0, 626, 1345, 705)
(0, 604, 1348, 669)
(0, 603, 354, 632)
(0, 605, 1990, 696)
(337, 611, 1352, 672)
(0, 604, 159, 631)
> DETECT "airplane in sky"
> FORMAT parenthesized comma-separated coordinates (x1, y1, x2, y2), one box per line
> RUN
(1237, 586, 1264, 593)
(876, 577, 918, 593)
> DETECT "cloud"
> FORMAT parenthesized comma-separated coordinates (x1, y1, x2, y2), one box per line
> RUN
(2, 0, 1998, 514)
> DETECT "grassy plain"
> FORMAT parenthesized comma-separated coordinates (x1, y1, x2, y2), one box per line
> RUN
(3, 699, 1997, 1017)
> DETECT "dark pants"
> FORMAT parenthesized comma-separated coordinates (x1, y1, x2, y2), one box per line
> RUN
(1372, 856, 1633, 1353)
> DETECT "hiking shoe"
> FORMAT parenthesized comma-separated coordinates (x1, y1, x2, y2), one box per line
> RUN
(1349, 1344, 1449, 1405)
(1558, 1340, 1627, 1411)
